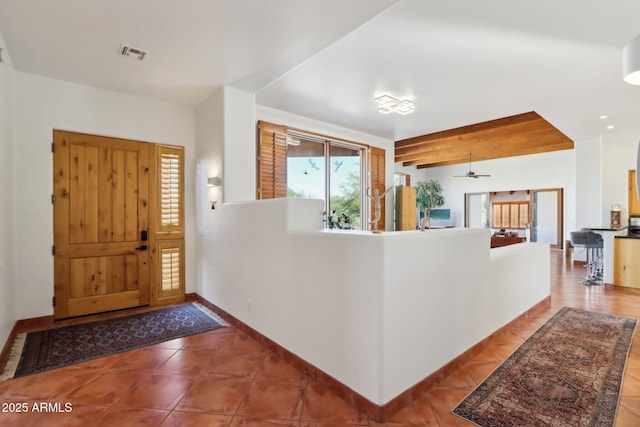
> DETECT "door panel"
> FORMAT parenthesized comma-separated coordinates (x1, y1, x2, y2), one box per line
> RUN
(466, 192, 489, 228)
(54, 130, 150, 319)
(532, 188, 563, 250)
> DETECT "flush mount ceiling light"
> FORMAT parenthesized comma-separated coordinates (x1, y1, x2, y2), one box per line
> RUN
(120, 44, 147, 61)
(374, 95, 415, 115)
(623, 34, 640, 85)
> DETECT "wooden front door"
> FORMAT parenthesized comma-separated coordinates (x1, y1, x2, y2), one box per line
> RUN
(53, 131, 150, 319)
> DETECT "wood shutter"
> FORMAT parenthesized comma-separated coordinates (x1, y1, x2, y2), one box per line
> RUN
(150, 144, 185, 304)
(491, 201, 530, 229)
(257, 120, 287, 199)
(370, 147, 386, 230)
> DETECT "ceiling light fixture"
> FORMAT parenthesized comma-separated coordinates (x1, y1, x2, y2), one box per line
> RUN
(374, 95, 415, 115)
(120, 44, 147, 61)
(623, 34, 640, 84)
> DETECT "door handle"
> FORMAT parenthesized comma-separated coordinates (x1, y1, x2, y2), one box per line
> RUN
(135, 245, 148, 251)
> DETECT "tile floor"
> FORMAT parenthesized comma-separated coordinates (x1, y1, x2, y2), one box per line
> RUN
(1, 251, 640, 426)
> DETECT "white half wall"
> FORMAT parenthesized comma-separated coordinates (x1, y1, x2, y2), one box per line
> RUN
(13, 72, 195, 320)
(204, 198, 550, 404)
(0, 30, 17, 346)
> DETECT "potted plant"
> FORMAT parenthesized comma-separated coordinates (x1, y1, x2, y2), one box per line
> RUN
(415, 180, 445, 230)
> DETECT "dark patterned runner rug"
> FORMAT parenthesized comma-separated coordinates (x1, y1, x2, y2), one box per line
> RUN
(453, 307, 637, 427)
(6, 303, 223, 379)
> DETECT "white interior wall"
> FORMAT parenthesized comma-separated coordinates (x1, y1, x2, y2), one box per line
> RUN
(601, 130, 640, 225)
(401, 150, 576, 241)
(13, 72, 195, 320)
(223, 87, 257, 203)
(0, 31, 17, 345)
(195, 88, 224, 296)
(574, 137, 602, 229)
(256, 105, 395, 230)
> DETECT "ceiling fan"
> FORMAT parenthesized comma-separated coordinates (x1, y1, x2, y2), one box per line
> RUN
(454, 153, 491, 178)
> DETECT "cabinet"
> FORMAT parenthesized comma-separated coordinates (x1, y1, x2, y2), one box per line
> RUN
(395, 186, 417, 231)
(491, 236, 526, 248)
(614, 237, 640, 289)
(630, 170, 640, 215)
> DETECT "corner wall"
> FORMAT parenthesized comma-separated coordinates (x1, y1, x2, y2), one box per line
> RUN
(0, 31, 17, 346)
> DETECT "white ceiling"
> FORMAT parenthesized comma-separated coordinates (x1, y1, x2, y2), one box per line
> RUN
(2, 0, 640, 143)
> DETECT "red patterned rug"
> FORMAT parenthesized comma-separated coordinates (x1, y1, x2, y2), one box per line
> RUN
(0, 303, 224, 381)
(453, 307, 637, 426)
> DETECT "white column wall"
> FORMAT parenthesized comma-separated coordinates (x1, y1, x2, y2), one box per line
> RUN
(0, 31, 17, 345)
(601, 130, 640, 225)
(574, 137, 602, 228)
(13, 72, 195, 319)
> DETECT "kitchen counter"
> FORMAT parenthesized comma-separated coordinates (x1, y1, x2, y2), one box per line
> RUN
(614, 236, 640, 288)
(580, 227, 627, 284)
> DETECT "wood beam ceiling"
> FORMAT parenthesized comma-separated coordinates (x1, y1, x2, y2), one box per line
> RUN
(394, 111, 574, 168)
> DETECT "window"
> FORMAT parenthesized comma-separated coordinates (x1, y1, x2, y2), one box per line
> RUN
(286, 132, 365, 229)
(152, 145, 185, 303)
(491, 202, 529, 229)
(258, 121, 384, 231)
(157, 146, 184, 232)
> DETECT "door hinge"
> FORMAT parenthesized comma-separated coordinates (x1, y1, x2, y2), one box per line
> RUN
(52, 296, 56, 307)
(51, 194, 56, 204)
(51, 142, 55, 153)
(51, 245, 55, 255)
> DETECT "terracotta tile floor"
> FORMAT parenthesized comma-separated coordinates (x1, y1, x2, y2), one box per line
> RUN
(1, 251, 640, 426)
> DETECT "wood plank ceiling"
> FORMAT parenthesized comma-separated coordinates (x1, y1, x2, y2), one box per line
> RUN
(395, 111, 574, 169)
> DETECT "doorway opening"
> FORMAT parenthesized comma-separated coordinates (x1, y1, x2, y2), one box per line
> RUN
(465, 188, 564, 249)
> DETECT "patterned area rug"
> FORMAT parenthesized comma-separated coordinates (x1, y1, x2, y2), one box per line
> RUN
(1, 303, 224, 381)
(453, 307, 637, 427)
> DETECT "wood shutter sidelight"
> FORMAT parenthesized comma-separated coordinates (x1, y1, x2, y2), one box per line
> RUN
(149, 144, 185, 305)
(257, 120, 287, 199)
(370, 147, 386, 230)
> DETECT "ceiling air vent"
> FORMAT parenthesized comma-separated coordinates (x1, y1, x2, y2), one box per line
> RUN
(120, 44, 147, 61)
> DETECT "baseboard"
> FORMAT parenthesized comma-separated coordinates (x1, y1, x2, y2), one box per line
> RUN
(189, 292, 551, 423)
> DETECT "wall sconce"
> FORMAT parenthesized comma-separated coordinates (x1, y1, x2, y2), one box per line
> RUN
(207, 176, 222, 187)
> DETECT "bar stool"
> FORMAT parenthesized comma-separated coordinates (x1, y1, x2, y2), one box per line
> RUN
(570, 231, 603, 285)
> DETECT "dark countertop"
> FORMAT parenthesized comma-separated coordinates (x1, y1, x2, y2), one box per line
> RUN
(615, 233, 640, 239)
(583, 226, 627, 232)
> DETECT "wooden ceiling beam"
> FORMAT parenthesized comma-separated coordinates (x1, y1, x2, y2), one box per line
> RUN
(394, 111, 574, 168)
(414, 140, 576, 168)
(395, 127, 564, 163)
(402, 135, 573, 167)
